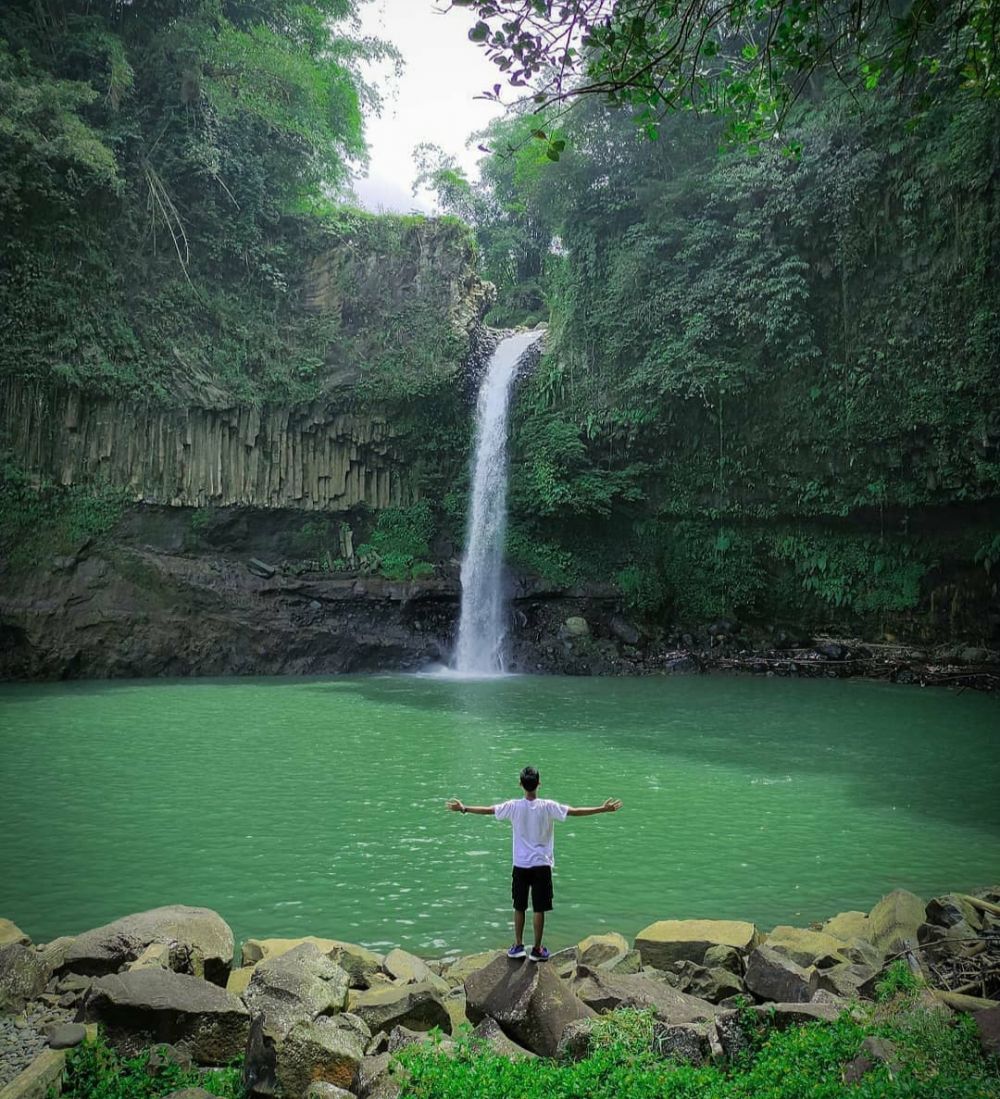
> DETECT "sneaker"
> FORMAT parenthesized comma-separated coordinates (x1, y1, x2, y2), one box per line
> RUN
(507, 943, 526, 959)
(528, 946, 550, 963)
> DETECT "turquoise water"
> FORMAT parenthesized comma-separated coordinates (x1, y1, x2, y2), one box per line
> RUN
(1, 675, 997, 958)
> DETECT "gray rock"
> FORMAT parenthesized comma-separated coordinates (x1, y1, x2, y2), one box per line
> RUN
(703, 944, 742, 974)
(383, 949, 448, 993)
(651, 1021, 712, 1065)
(610, 617, 641, 645)
(276, 1015, 368, 1098)
(635, 919, 759, 969)
(64, 905, 234, 985)
(817, 962, 877, 999)
(576, 932, 629, 968)
(44, 1022, 86, 1049)
(305, 1084, 356, 1099)
(160, 1090, 217, 1099)
(147, 1043, 194, 1074)
(554, 1017, 594, 1061)
(561, 616, 590, 639)
(354, 1052, 401, 1099)
(602, 949, 642, 975)
(80, 968, 249, 1063)
(974, 1005, 1000, 1058)
(0, 919, 31, 947)
(681, 965, 744, 1004)
(569, 966, 716, 1024)
(465, 955, 594, 1057)
(926, 894, 984, 931)
(744, 946, 819, 1003)
(243, 942, 350, 1042)
(0, 942, 53, 1010)
(867, 890, 925, 955)
(348, 981, 451, 1036)
(471, 1016, 535, 1059)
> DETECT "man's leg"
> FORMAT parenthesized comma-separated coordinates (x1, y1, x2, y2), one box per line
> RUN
(514, 908, 526, 946)
(532, 910, 545, 949)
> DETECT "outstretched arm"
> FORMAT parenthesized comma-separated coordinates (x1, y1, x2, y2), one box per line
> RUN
(566, 798, 623, 817)
(446, 799, 495, 816)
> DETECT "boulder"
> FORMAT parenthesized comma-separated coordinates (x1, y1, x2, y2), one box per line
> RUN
(925, 894, 984, 931)
(635, 919, 759, 969)
(610, 617, 641, 645)
(63, 905, 234, 984)
(442, 951, 503, 985)
(679, 964, 744, 1004)
(703, 944, 742, 974)
(348, 982, 451, 1036)
(128, 942, 172, 972)
(569, 966, 715, 1024)
(227, 966, 256, 997)
(651, 1020, 712, 1065)
(465, 955, 594, 1057)
(0, 918, 30, 947)
(242, 1012, 277, 1097)
(471, 1016, 536, 1059)
(36, 936, 77, 973)
(353, 1052, 404, 1099)
(577, 932, 630, 968)
(603, 949, 642, 975)
(762, 1001, 842, 1026)
(744, 945, 819, 1003)
(561, 617, 590, 639)
(275, 1015, 368, 1098)
(44, 1022, 87, 1049)
(0, 942, 53, 1009)
(79, 967, 249, 1063)
(763, 926, 856, 969)
(822, 911, 871, 942)
(867, 890, 925, 954)
(243, 942, 350, 1042)
(817, 962, 878, 999)
(917, 919, 982, 961)
(241, 937, 384, 989)
(554, 1017, 595, 1060)
(384, 949, 449, 993)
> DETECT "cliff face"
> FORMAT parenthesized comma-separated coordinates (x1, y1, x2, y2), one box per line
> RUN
(1, 383, 412, 511)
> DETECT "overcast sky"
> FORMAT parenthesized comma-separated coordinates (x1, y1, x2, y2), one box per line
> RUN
(353, 0, 505, 213)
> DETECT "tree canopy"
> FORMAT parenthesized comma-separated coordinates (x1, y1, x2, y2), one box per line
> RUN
(453, 0, 1000, 145)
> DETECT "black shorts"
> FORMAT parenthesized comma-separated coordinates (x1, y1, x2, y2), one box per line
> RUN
(512, 865, 553, 912)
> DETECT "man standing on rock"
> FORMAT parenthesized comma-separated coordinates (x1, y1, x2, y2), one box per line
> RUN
(447, 765, 622, 962)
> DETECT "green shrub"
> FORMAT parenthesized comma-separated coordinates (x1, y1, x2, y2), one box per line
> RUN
(54, 1035, 241, 1099)
(357, 501, 435, 581)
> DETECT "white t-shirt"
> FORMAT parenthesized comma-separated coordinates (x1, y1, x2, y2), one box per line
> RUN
(494, 797, 569, 868)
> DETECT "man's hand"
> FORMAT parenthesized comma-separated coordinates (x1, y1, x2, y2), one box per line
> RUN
(603, 798, 623, 812)
(446, 799, 465, 813)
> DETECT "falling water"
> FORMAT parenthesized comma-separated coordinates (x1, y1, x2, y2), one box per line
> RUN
(454, 331, 542, 675)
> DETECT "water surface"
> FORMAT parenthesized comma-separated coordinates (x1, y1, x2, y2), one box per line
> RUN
(1, 675, 997, 957)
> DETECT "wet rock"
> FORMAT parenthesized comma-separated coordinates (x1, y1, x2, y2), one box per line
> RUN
(79, 968, 249, 1063)
(348, 982, 451, 1036)
(635, 919, 759, 969)
(744, 945, 819, 1003)
(867, 890, 925, 954)
(243, 942, 350, 1042)
(63, 905, 234, 985)
(465, 955, 594, 1057)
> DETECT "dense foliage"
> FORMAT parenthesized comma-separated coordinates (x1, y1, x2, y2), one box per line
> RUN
(56, 1034, 240, 1098)
(0, 0, 404, 403)
(455, 0, 1000, 147)
(398, 1000, 1000, 1099)
(434, 48, 1000, 637)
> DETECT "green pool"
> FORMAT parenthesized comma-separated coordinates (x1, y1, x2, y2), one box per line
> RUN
(1, 675, 997, 958)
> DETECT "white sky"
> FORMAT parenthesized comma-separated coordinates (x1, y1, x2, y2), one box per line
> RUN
(353, 0, 506, 213)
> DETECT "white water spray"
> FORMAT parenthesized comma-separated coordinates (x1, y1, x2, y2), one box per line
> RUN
(453, 331, 542, 675)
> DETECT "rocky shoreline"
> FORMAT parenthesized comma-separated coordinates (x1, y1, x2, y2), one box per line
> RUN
(2, 887, 999, 1098)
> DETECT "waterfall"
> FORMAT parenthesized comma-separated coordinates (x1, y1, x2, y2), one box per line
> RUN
(453, 331, 542, 675)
